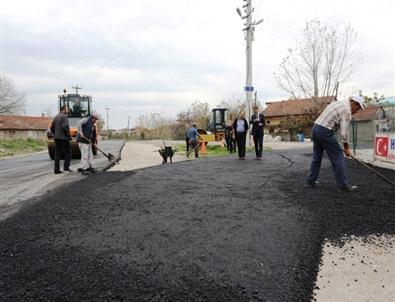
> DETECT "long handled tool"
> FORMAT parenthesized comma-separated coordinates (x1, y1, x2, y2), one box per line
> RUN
(93, 143, 116, 161)
(186, 141, 201, 158)
(343, 150, 395, 187)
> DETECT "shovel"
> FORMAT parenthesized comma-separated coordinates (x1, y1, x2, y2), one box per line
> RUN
(93, 143, 116, 161)
(80, 134, 116, 161)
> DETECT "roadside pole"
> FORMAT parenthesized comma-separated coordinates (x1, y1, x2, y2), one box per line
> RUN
(236, 0, 263, 146)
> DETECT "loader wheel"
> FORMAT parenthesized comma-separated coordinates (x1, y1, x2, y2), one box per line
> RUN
(48, 142, 55, 160)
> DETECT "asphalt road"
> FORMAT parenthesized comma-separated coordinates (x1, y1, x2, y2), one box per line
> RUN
(0, 148, 393, 301)
(0, 140, 124, 219)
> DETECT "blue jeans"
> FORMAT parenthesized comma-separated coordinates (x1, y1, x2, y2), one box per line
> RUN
(307, 124, 348, 188)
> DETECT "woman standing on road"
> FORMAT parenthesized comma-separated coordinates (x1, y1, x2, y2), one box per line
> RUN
(232, 110, 249, 160)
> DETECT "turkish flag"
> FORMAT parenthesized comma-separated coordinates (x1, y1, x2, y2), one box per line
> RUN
(374, 136, 389, 157)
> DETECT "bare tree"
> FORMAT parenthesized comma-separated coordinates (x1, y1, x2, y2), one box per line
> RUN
(0, 77, 25, 115)
(274, 20, 361, 100)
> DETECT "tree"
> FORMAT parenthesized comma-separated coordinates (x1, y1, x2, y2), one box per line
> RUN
(274, 20, 361, 100)
(218, 94, 244, 121)
(0, 77, 25, 115)
(188, 100, 210, 129)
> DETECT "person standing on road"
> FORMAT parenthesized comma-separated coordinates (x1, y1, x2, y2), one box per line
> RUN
(306, 96, 365, 192)
(224, 118, 234, 153)
(77, 113, 99, 174)
(50, 105, 72, 174)
(250, 105, 266, 160)
(232, 110, 249, 160)
(185, 123, 190, 154)
(188, 123, 201, 158)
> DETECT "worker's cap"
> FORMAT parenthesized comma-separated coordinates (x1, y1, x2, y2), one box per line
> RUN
(253, 105, 259, 110)
(193, 122, 198, 126)
(91, 112, 99, 119)
(350, 95, 365, 110)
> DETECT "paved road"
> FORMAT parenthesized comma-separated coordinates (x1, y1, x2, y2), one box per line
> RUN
(0, 140, 124, 220)
(0, 149, 393, 301)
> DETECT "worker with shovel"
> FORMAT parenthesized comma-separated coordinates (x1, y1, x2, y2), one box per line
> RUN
(77, 113, 99, 175)
(306, 95, 364, 192)
(187, 122, 202, 158)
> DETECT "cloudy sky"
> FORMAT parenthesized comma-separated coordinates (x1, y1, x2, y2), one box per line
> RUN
(1, 0, 394, 129)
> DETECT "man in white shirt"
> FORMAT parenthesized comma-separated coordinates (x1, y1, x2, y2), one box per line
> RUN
(306, 96, 364, 192)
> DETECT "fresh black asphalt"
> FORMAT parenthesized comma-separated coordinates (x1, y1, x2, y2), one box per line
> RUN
(0, 149, 394, 301)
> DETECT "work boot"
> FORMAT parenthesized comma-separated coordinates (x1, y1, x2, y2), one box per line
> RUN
(54, 170, 63, 174)
(77, 168, 84, 172)
(341, 185, 358, 192)
(304, 180, 320, 188)
(64, 168, 73, 172)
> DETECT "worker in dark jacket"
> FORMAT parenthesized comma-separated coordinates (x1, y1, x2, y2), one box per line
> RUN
(232, 110, 249, 160)
(50, 105, 71, 174)
(250, 105, 266, 160)
(185, 123, 190, 154)
(77, 113, 98, 174)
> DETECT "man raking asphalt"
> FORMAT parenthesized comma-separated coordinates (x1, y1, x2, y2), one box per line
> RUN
(306, 95, 365, 192)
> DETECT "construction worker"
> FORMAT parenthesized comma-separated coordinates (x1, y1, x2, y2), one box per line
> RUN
(50, 105, 72, 174)
(250, 105, 266, 160)
(77, 113, 98, 174)
(185, 123, 190, 154)
(232, 110, 249, 160)
(188, 122, 201, 158)
(306, 95, 365, 192)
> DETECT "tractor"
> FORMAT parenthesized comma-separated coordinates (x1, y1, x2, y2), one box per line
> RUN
(197, 108, 228, 143)
(47, 88, 97, 159)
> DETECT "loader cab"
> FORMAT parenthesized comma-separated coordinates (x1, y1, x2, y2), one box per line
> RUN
(208, 108, 228, 132)
(59, 94, 92, 119)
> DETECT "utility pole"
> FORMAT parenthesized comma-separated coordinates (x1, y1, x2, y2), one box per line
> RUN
(72, 85, 82, 94)
(236, 1, 263, 145)
(104, 108, 110, 137)
(127, 115, 131, 139)
(254, 91, 257, 107)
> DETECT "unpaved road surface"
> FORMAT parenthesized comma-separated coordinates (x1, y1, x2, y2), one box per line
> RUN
(0, 149, 394, 301)
(0, 140, 124, 220)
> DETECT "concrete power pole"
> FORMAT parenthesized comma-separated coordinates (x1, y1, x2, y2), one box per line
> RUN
(127, 115, 131, 139)
(104, 108, 110, 137)
(236, 1, 263, 145)
(72, 85, 82, 94)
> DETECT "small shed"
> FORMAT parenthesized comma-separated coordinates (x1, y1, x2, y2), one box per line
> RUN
(350, 105, 385, 148)
(0, 115, 52, 140)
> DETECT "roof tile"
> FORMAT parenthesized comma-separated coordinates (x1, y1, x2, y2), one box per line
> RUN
(0, 115, 53, 130)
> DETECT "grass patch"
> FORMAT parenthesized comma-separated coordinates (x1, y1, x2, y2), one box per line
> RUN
(0, 138, 47, 158)
(175, 143, 271, 158)
(176, 143, 230, 158)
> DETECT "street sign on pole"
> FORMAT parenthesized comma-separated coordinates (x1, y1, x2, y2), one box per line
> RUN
(244, 86, 254, 92)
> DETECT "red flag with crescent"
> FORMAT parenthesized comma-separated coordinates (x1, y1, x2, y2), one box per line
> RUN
(374, 136, 389, 157)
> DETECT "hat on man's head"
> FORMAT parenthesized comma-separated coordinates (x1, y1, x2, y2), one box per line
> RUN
(91, 112, 99, 119)
(193, 122, 198, 126)
(350, 95, 365, 110)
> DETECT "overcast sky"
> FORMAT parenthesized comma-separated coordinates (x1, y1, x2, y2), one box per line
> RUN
(1, 0, 394, 129)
